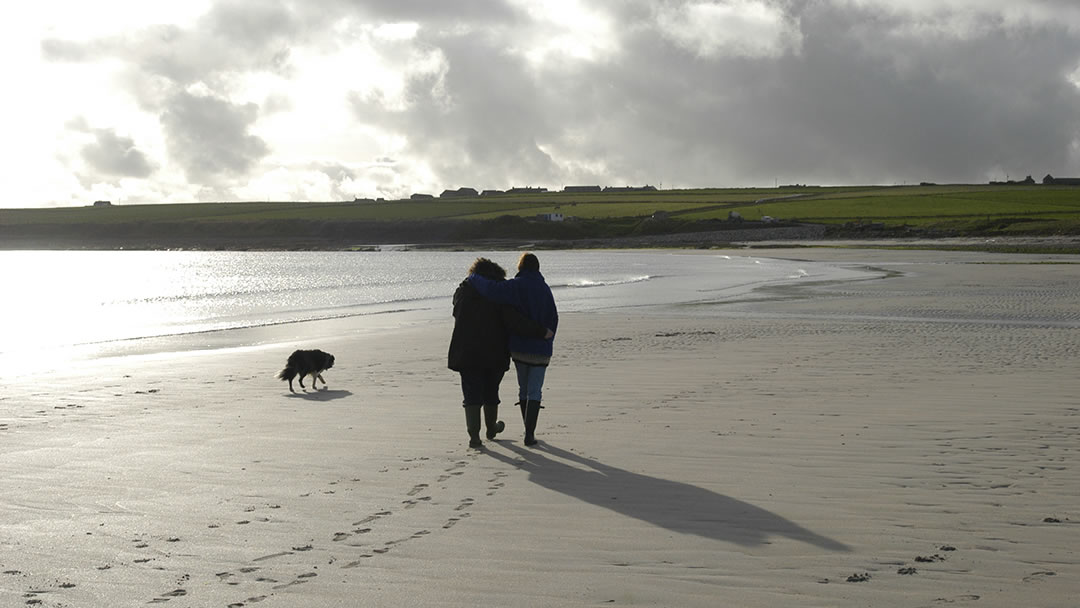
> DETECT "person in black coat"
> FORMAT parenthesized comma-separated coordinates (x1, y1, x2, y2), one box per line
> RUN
(448, 258, 552, 448)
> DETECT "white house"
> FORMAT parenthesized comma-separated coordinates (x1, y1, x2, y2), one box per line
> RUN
(538, 213, 565, 222)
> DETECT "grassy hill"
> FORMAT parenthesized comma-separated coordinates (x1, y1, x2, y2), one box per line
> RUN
(2, 184, 1079, 250)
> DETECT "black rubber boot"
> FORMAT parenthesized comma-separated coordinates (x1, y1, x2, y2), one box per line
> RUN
(524, 400, 541, 446)
(484, 404, 505, 440)
(465, 405, 483, 448)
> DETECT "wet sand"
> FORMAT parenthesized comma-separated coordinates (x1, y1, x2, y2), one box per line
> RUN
(1, 248, 1078, 607)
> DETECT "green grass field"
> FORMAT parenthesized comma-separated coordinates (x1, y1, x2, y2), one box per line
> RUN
(3, 185, 1079, 238)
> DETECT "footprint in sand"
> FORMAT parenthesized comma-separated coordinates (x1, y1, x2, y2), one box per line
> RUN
(402, 496, 431, 509)
(407, 483, 429, 496)
(932, 594, 980, 603)
(227, 595, 268, 607)
(487, 471, 508, 494)
(915, 554, 947, 563)
(1022, 571, 1056, 583)
(148, 588, 187, 603)
(444, 512, 472, 529)
(271, 572, 317, 590)
(354, 510, 392, 525)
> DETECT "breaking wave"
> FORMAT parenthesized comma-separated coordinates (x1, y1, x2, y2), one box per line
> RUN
(559, 275, 653, 288)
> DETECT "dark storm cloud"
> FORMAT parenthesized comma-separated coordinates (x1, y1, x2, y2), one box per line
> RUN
(567, 1, 1080, 185)
(79, 128, 156, 178)
(746, 2, 1080, 184)
(160, 92, 269, 182)
(347, 0, 1080, 188)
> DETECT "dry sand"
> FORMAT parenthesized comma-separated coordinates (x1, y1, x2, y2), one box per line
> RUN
(2, 248, 1078, 607)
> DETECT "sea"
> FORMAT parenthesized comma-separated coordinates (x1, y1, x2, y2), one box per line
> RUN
(0, 249, 872, 370)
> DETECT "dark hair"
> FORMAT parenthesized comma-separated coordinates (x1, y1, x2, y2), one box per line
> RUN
(469, 257, 506, 280)
(517, 252, 540, 272)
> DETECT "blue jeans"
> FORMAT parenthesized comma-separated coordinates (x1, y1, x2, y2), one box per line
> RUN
(515, 361, 547, 403)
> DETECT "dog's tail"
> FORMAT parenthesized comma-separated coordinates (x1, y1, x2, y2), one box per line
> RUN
(277, 367, 297, 382)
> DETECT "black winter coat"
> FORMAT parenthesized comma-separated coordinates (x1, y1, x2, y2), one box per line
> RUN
(447, 280, 547, 372)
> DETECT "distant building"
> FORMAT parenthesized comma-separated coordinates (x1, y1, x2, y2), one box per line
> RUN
(1043, 174, 1080, 185)
(92, 200, 112, 207)
(353, 197, 376, 203)
(440, 187, 479, 198)
(990, 175, 1035, 185)
(480, 189, 503, 196)
(410, 193, 435, 200)
(507, 187, 548, 194)
(538, 213, 565, 222)
(563, 185, 602, 193)
(602, 185, 657, 192)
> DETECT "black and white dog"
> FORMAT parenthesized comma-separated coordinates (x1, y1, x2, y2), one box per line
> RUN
(277, 349, 335, 392)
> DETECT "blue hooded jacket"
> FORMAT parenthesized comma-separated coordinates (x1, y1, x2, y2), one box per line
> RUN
(468, 269, 558, 358)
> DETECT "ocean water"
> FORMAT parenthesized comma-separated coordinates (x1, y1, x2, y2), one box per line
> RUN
(1, 249, 869, 359)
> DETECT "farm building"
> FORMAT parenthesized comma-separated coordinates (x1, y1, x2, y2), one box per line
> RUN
(440, 187, 479, 198)
(1043, 175, 1080, 185)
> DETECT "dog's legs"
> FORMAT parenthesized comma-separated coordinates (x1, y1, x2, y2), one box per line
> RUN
(316, 373, 326, 389)
(299, 374, 307, 390)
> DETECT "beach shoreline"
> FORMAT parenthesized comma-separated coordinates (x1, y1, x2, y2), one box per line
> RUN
(3, 230, 1080, 254)
(2, 248, 1078, 607)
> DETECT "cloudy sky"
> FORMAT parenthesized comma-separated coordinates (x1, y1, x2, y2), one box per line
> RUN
(3, 0, 1080, 207)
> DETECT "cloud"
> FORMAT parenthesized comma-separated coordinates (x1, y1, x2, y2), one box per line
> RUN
(160, 91, 269, 182)
(24, 0, 1080, 206)
(655, 0, 803, 59)
(79, 128, 156, 178)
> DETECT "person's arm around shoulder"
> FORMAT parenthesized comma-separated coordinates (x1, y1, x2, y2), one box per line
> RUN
(467, 273, 516, 305)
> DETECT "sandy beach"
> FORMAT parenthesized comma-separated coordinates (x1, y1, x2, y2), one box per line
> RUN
(2, 248, 1078, 607)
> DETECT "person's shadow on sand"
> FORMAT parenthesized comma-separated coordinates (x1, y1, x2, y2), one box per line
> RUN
(487, 442, 849, 552)
(285, 389, 353, 401)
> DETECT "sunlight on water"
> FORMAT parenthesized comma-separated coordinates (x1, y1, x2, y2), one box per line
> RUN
(0, 250, 871, 363)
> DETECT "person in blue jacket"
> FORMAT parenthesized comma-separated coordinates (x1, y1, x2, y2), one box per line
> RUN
(468, 252, 558, 446)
